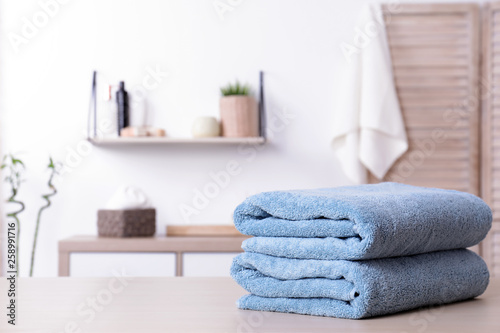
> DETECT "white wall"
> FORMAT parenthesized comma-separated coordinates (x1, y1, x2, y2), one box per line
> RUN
(0, 0, 484, 277)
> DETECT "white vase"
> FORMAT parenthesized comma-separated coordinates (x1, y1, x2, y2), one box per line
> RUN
(192, 116, 221, 138)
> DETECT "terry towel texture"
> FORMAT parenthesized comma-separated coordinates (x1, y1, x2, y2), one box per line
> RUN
(231, 183, 492, 318)
(234, 183, 492, 260)
(231, 250, 489, 319)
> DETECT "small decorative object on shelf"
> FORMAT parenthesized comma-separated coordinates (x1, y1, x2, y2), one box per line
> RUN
(97, 84, 118, 139)
(98, 186, 156, 237)
(120, 126, 166, 137)
(116, 81, 130, 136)
(220, 81, 259, 137)
(192, 116, 221, 138)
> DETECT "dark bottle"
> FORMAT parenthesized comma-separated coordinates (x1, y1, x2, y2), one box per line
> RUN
(116, 81, 129, 136)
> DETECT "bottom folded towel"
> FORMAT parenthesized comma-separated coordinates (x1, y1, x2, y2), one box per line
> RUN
(231, 249, 489, 319)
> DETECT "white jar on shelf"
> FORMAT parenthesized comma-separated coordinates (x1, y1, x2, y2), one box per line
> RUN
(191, 116, 221, 138)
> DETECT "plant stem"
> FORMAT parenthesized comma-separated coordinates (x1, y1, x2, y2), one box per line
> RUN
(30, 170, 57, 277)
(7, 189, 25, 275)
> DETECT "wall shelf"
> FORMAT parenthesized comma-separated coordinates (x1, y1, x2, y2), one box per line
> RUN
(87, 71, 268, 147)
(89, 136, 266, 146)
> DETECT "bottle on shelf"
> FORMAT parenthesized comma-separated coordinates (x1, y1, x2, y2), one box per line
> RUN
(116, 81, 129, 136)
(97, 84, 118, 138)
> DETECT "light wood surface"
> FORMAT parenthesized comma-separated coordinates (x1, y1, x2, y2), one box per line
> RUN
(0, 277, 499, 332)
(58, 235, 249, 277)
(167, 225, 243, 237)
(88, 136, 266, 145)
(481, 2, 500, 279)
(371, 3, 481, 195)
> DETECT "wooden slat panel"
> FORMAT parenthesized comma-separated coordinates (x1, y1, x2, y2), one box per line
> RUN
(387, 28, 467, 37)
(491, 190, 500, 201)
(400, 98, 467, 108)
(387, 14, 467, 25)
(371, 3, 480, 267)
(372, 3, 479, 198)
(396, 77, 469, 87)
(388, 38, 468, 47)
(397, 87, 469, 97)
(406, 129, 470, 140)
(481, 2, 500, 277)
(394, 67, 469, 77)
(406, 169, 470, 179)
(390, 47, 468, 58)
(481, 225, 500, 278)
(388, 179, 469, 192)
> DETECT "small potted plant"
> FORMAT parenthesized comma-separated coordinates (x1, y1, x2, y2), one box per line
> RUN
(219, 81, 259, 137)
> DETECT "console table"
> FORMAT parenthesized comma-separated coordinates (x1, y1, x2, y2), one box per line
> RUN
(58, 235, 249, 277)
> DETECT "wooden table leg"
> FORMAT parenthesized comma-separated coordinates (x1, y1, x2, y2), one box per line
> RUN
(175, 252, 183, 277)
(58, 251, 70, 277)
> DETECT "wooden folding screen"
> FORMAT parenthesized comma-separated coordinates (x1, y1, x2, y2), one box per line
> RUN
(481, 2, 500, 277)
(372, 4, 480, 196)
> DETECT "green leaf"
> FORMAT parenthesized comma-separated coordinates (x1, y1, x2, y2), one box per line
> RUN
(220, 80, 251, 97)
(12, 158, 24, 166)
(48, 157, 55, 169)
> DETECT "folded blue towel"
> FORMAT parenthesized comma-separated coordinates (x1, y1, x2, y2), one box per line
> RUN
(234, 183, 491, 260)
(231, 249, 489, 319)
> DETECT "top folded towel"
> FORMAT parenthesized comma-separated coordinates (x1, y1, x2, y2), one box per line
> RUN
(234, 183, 492, 260)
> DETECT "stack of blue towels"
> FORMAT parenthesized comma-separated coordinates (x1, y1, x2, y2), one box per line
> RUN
(230, 183, 492, 319)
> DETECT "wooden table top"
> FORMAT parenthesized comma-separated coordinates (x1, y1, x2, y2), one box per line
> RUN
(59, 235, 250, 252)
(1, 277, 499, 332)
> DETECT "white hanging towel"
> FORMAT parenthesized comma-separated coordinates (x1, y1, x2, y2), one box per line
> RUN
(332, 4, 408, 184)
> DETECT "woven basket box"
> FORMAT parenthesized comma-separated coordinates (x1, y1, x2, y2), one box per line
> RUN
(97, 209, 156, 237)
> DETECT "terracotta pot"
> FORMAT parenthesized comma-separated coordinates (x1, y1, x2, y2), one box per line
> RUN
(219, 96, 259, 137)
